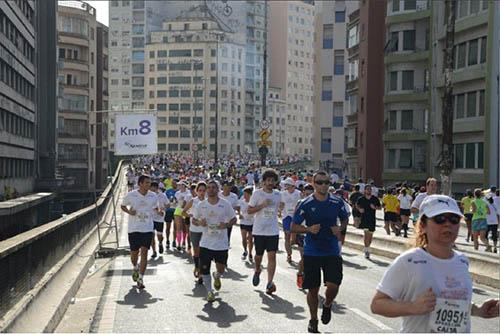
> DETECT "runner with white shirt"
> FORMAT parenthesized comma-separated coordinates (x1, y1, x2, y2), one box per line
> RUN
(193, 180, 237, 302)
(248, 169, 281, 295)
(120, 175, 158, 289)
(183, 182, 207, 283)
(150, 182, 170, 258)
(484, 195, 498, 253)
(397, 188, 413, 238)
(279, 178, 302, 263)
(220, 180, 240, 247)
(371, 194, 499, 332)
(238, 186, 254, 261)
(174, 181, 192, 251)
(410, 178, 438, 216)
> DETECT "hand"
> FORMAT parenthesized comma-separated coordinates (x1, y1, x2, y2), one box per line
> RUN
(475, 299, 500, 318)
(199, 219, 208, 227)
(411, 288, 436, 315)
(370, 204, 376, 210)
(331, 226, 341, 238)
(128, 208, 137, 216)
(307, 224, 321, 234)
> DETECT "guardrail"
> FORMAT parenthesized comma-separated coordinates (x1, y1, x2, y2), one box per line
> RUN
(0, 160, 124, 321)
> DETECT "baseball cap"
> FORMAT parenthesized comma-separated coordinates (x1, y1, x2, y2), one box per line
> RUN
(284, 178, 295, 186)
(420, 195, 464, 218)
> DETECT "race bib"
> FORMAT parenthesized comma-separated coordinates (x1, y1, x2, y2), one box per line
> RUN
(263, 207, 275, 219)
(137, 211, 150, 223)
(429, 298, 469, 333)
(207, 224, 221, 235)
(286, 207, 295, 216)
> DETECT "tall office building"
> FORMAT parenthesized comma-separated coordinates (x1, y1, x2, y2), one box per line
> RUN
(57, 1, 108, 192)
(269, 0, 315, 158)
(267, 86, 287, 157)
(109, 0, 268, 155)
(313, 0, 358, 172)
(0, 1, 37, 198)
(145, 7, 246, 156)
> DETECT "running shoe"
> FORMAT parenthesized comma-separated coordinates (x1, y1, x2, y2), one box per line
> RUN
(364, 250, 370, 259)
(494, 247, 498, 254)
(151, 252, 157, 259)
(307, 319, 319, 333)
(321, 303, 332, 324)
(248, 254, 253, 262)
(241, 251, 248, 260)
(296, 273, 304, 289)
(166, 241, 170, 249)
(207, 291, 215, 302)
(132, 269, 139, 282)
(159, 244, 164, 254)
(136, 278, 145, 290)
(177, 245, 182, 251)
(197, 277, 204, 285)
(193, 267, 199, 278)
(213, 272, 221, 291)
(266, 282, 276, 295)
(252, 270, 261, 287)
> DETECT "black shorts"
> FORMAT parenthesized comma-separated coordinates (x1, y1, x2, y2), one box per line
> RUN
(253, 235, 279, 256)
(352, 209, 362, 218)
(199, 247, 228, 275)
(359, 219, 376, 232)
(400, 209, 411, 217)
(303, 255, 343, 289)
(128, 232, 153, 251)
(240, 224, 253, 232)
(164, 208, 175, 223)
(153, 221, 164, 233)
(464, 213, 473, 223)
(384, 212, 399, 222)
(184, 216, 190, 225)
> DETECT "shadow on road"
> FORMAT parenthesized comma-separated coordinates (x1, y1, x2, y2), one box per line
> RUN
(116, 288, 163, 309)
(224, 268, 249, 281)
(184, 282, 207, 298)
(367, 258, 389, 267)
(147, 256, 167, 267)
(104, 268, 157, 277)
(319, 296, 348, 315)
(472, 288, 489, 296)
(256, 290, 306, 320)
(342, 259, 368, 270)
(196, 300, 248, 328)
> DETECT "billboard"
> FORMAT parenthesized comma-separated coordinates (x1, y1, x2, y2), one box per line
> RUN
(115, 114, 157, 156)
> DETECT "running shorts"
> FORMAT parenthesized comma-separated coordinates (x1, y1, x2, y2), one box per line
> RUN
(153, 221, 164, 233)
(164, 208, 175, 223)
(128, 232, 153, 251)
(472, 219, 488, 232)
(199, 247, 228, 275)
(358, 219, 376, 232)
(190, 231, 202, 248)
(384, 212, 399, 222)
(399, 209, 411, 217)
(253, 235, 279, 256)
(240, 224, 253, 232)
(303, 255, 343, 289)
(282, 216, 293, 232)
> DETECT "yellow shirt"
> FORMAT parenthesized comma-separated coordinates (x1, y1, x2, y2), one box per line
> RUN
(383, 194, 400, 213)
(461, 196, 473, 214)
(164, 178, 173, 190)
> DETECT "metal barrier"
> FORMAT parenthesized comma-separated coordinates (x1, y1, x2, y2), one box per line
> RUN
(0, 160, 124, 320)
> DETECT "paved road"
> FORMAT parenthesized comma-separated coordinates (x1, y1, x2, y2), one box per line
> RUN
(58, 213, 499, 332)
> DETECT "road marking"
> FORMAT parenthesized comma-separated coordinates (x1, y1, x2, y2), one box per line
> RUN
(349, 307, 393, 331)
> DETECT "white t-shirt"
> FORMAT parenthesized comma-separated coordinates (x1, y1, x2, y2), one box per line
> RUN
(193, 198, 236, 251)
(377, 248, 472, 333)
(330, 173, 339, 184)
(220, 192, 240, 209)
(238, 198, 254, 226)
(246, 172, 255, 185)
(358, 183, 366, 193)
(493, 196, 500, 215)
(398, 194, 413, 210)
(190, 197, 205, 233)
(175, 190, 192, 209)
(122, 190, 157, 233)
(411, 192, 429, 211)
(152, 191, 169, 222)
(249, 189, 281, 236)
(280, 189, 302, 218)
(371, 186, 379, 198)
(485, 201, 498, 225)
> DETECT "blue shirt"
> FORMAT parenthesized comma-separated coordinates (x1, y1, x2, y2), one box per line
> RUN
(165, 188, 177, 201)
(292, 194, 349, 256)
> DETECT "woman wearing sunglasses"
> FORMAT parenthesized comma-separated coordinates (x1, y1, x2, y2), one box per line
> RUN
(371, 195, 499, 332)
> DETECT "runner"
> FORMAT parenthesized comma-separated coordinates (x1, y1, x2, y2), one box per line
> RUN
(248, 168, 281, 295)
(174, 181, 192, 251)
(238, 186, 255, 261)
(411, 177, 438, 216)
(150, 181, 170, 258)
(382, 188, 400, 236)
(349, 184, 363, 228)
(220, 180, 240, 247)
(485, 194, 498, 253)
(193, 180, 237, 302)
(291, 171, 349, 333)
(164, 180, 178, 249)
(461, 189, 474, 243)
(279, 177, 302, 263)
(356, 185, 381, 259)
(471, 188, 491, 251)
(120, 175, 158, 289)
(397, 188, 413, 238)
(371, 194, 500, 332)
(184, 181, 207, 283)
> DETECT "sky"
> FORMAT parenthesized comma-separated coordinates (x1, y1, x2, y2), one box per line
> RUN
(83, 1, 109, 26)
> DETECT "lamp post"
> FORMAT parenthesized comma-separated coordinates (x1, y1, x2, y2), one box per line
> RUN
(212, 31, 225, 167)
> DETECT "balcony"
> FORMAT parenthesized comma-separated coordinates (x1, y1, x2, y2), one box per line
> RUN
(346, 78, 358, 92)
(435, 64, 486, 87)
(346, 147, 358, 157)
(386, 3, 430, 25)
(384, 49, 429, 64)
(60, 82, 89, 91)
(384, 86, 429, 104)
(346, 112, 358, 125)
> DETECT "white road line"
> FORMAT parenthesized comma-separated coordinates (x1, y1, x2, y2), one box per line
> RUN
(349, 307, 393, 331)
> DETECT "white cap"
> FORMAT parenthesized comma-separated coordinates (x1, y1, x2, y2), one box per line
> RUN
(283, 178, 295, 186)
(420, 195, 464, 218)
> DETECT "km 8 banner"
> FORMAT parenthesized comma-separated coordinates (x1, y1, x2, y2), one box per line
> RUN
(115, 114, 157, 155)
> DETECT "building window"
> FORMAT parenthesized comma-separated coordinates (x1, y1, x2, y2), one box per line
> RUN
(468, 39, 478, 66)
(334, 50, 344, 75)
(403, 30, 415, 51)
(335, 11, 345, 23)
(323, 24, 333, 49)
(168, 130, 179, 138)
(320, 128, 331, 153)
(401, 110, 413, 130)
(169, 49, 192, 57)
(455, 93, 465, 119)
(403, 0, 416, 10)
(388, 149, 396, 169)
(389, 110, 397, 130)
(401, 70, 414, 90)
(478, 90, 485, 116)
(399, 149, 413, 168)
(456, 43, 466, 69)
(392, 0, 400, 12)
(333, 102, 344, 127)
(321, 76, 332, 100)
(466, 92, 477, 117)
(168, 143, 178, 151)
(480, 37, 487, 63)
(389, 71, 398, 91)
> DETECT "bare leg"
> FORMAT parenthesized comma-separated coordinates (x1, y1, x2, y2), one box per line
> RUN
(307, 287, 320, 320)
(324, 282, 340, 306)
(139, 247, 148, 274)
(267, 251, 276, 284)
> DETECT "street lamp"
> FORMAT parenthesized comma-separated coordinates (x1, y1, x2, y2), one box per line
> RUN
(212, 31, 225, 167)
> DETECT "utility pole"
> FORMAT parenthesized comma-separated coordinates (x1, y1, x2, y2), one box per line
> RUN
(438, 0, 456, 196)
(260, 0, 269, 167)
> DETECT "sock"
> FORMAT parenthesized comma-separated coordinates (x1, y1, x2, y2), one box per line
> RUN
(176, 231, 182, 245)
(203, 274, 212, 292)
(139, 273, 143, 279)
(133, 263, 139, 270)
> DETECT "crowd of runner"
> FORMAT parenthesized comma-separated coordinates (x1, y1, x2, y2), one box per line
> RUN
(120, 154, 499, 333)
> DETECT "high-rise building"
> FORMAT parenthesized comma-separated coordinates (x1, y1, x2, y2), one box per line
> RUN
(108, 1, 268, 155)
(313, 0, 358, 173)
(345, 0, 385, 184)
(270, 0, 315, 158)
(267, 86, 286, 157)
(145, 7, 246, 156)
(0, 1, 37, 198)
(57, 1, 108, 192)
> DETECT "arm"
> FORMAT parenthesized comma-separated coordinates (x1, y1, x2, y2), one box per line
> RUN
(248, 201, 268, 214)
(371, 288, 436, 318)
(471, 299, 500, 318)
(120, 205, 136, 216)
(183, 199, 194, 215)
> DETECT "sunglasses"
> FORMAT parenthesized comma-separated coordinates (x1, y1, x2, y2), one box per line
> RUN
(315, 180, 331, 185)
(432, 214, 461, 225)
